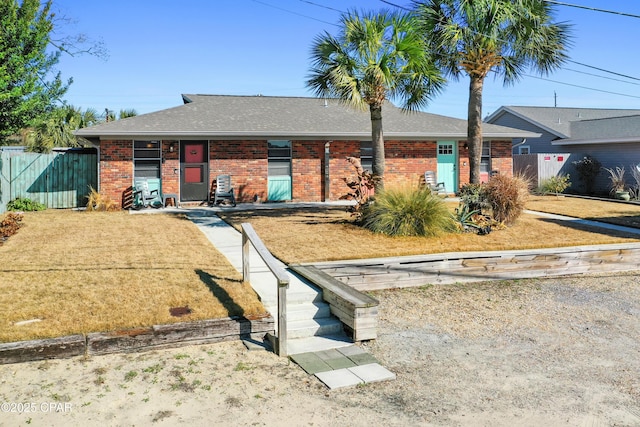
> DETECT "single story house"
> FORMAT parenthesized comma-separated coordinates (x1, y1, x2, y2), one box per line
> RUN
(485, 106, 640, 193)
(76, 94, 536, 207)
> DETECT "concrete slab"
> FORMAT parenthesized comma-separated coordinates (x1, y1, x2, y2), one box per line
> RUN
(289, 352, 333, 375)
(335, 345, 368, 357)
(346, 352, 379, 366)
(287, 335, 353, 355)
(315, 349, 357, 370)
(348, 363, 396, 384)
(315, 368, 364, 389)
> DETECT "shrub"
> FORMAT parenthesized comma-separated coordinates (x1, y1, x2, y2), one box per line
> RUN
(539, 174, 571, 196)
(7, 197, 46, 212)
(458, 183, 490, 214)
(86, 187, 119, 211)
(0, 212, 24, 243)
(341, 157, 378, 220)
(484, 174, 530, 225)
(360, 186, 454, 237)
(572, 155, 601, 194)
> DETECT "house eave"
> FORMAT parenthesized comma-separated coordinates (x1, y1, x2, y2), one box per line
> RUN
(552, 137, 640, 146)
(77, 130, 536, 141)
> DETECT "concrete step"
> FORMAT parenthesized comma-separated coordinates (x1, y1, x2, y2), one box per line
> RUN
(284, 317, 344, 339)
(261, 288, 325, 309)
(286, 333, 354, 355)
(266, 302, 332, 323)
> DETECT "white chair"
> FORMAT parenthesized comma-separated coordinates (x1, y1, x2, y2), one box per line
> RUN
(424, 171, 447, 195)
(213, 175, 236, 206)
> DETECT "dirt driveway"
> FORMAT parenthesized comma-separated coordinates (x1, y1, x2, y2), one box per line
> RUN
(1, 272, 638, 426)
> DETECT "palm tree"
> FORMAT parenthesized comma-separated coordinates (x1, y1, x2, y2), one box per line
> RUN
(307, 10, 444, 190)
(25, 106, 100, 152)
(104, 108, 138, 122)
(118, 108, 138, 119)
(414, 0, 571, 183)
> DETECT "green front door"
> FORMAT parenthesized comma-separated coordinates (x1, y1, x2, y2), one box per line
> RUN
(437, 141, 457, 193)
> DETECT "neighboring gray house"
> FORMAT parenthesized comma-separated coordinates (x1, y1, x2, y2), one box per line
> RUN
(485, 106, 640, 194)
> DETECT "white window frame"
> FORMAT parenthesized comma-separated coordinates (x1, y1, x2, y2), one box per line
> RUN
(518, 145, 531, 155)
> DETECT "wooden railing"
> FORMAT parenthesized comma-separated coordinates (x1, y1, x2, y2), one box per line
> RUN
(241, 223, 289, 356)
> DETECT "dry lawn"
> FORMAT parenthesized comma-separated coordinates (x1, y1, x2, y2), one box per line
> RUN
(0, 210, 267, 343)
(2, 195, 640, 344)
(218, 196, 640, 264)
(527, 195, 640, 227)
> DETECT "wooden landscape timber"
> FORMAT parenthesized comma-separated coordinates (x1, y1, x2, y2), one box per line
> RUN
(309, 243, 640, 291)
(0, 316, 274, 365)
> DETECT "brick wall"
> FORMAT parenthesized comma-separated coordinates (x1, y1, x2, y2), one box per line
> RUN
(458, 140, 514, 187)
(385, 140, 438, 188)
(99, 140, 133, 205)
(99, 138, 514, 206)
(210, 140, 268, 202)
(490, 140, 513, 177)
(328, 140, 359, 201)
(161, 141, 179, 194)
(292, 141, 323, 202)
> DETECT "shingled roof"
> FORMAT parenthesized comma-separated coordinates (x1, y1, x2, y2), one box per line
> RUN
(76, 94, 536, 140)
(485, 106, 640, 139)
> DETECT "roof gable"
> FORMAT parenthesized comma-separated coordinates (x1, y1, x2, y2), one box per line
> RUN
(486, 106, 640, 139)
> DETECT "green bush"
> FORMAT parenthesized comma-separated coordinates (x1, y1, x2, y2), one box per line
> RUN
(540, 174, 571, 196)
(484, 174, 530, 225)
(7, 197, 46, 212)
(360, 187, 455, 237)
(458, 183, 490, 214)
(572, 155, 600, 194)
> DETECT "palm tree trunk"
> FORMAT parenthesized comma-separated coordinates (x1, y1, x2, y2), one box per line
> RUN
(467, 75, 484, 184)
(370, 104, 385, 191)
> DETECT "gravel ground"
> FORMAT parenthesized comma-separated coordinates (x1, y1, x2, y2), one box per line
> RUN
(1, 272, 638, 426)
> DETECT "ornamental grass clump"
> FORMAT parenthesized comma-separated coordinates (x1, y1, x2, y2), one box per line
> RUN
(360, 186, 455, 237)
(86, 187, 119, 212)
(484, 174, 530, 225)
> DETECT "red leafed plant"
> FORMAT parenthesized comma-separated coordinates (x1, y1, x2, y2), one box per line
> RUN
(0, 212, 24, 244)
(341, 156, 378, 220)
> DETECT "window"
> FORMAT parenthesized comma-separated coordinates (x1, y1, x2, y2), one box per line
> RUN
(518, 145, 530, 155)
(360, 141, 372, 172)
(134, 140, 161, 179)
(480, 142, 491, 173)
(438, 144, 454, 155)
(268, 140, 291, 176)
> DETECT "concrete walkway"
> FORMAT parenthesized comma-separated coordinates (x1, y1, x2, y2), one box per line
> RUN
(523, 209, 640, 235)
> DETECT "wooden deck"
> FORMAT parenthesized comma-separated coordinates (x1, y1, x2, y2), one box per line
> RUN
(309, 243, 640, 291)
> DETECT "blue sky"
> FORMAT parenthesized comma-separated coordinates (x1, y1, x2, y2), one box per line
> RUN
(53, 0, 640, 120)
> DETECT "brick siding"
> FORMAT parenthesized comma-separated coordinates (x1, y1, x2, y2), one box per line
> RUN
(99, 139, 513, 207)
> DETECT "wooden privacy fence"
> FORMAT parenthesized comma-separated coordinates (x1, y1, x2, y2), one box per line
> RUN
(310, 243, 640, 292)
(0, 148, 97, 212)
(513, 153, 572, 188)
